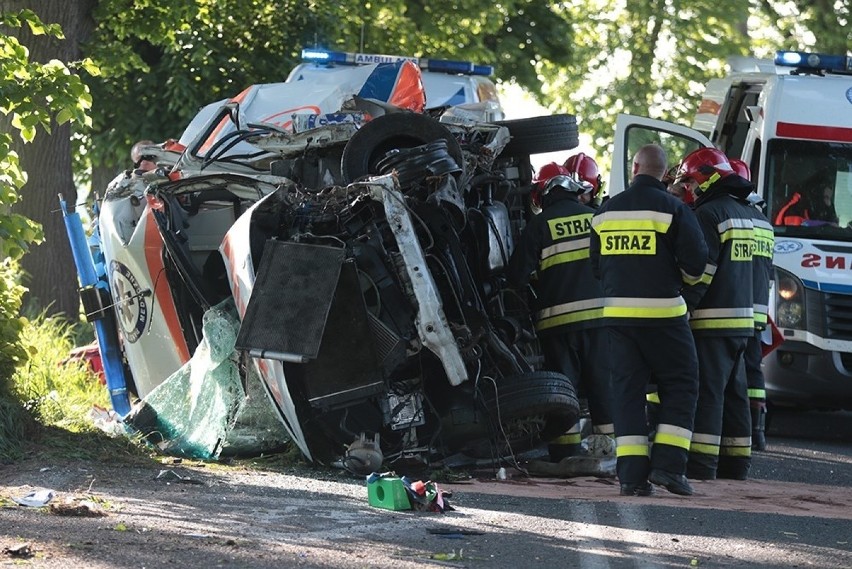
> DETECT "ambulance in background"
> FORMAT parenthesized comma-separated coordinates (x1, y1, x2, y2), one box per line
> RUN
(609, 50, 852, 411)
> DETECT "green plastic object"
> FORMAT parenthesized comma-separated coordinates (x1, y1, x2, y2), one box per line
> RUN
(367, 477, 411, 511)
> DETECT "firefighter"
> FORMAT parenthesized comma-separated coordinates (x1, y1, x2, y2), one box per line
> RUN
(730, 158, 774, 451)
(507, 161, 612, 462)
(677, 148, 756, 481)
(590, 144, 708, 496)
(645, 163, 695, 434)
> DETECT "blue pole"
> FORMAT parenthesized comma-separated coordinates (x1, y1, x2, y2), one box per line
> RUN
(59, 196, 131, 416)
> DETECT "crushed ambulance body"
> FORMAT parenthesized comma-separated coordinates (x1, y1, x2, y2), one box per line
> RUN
(70, 51, 584, 468)
(609, 50, 852, 410)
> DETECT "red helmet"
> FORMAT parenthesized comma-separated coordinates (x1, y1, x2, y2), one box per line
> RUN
(531, 162, 570, 208)
(533, 162, 570, 188)
(728, 158, 751, 181)
(563, 153, 603, 198)
(675, 147, 735, 194)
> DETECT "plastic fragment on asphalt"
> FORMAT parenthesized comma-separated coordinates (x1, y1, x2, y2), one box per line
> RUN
(12, 489, 55, 507)
(154, 469, 204, 485)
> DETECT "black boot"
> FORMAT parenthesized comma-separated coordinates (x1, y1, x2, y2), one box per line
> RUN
(751, 405, 767, 451)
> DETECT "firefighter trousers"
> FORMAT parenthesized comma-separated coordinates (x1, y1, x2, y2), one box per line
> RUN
(688, 336, 752, 480)
(607, 322, 698, 486)
(540, 328, 614, 459)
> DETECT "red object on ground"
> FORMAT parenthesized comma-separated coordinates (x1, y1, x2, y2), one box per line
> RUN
(65, 343, 105, 384)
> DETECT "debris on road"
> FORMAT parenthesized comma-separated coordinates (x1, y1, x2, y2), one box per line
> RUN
(11, 488, 55, 507)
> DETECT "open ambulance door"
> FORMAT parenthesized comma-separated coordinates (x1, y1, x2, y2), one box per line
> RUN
(609, 114, 714, 197)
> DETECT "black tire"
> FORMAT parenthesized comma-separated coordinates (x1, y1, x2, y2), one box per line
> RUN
(481, 371, 580, 421)
(471, 370, 580, 456)
(495, 114, 580, 156)
(340, 112, 465, 183)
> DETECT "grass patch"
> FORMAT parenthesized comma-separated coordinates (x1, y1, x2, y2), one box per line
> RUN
(6, 313, 152, 463)
(13, 314, 110, 432)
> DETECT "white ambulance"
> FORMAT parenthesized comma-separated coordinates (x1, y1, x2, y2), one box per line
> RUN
(609, 50, 852, 410)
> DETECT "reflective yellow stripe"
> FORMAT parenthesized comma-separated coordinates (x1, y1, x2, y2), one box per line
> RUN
(690, 317, 755, 330)
(592, 210, 672, 233)
(720, 446, 752, 457)
(646, 392, 660, 404)
(697, 262, 716, 285)
(689, 442, 720, 456)
(540, 248, 589, 270)
(616, 444, 650, 457)
(754, 313, 768, 326)
(654, 432, 692, 450)
(604, 304, 686, 319)
(720, 228, 754, 242)
(748, 388, 766, 399)
(536, 308, 605, 330)
(655, 424, 693, 450)
(550, 433, 582, 445)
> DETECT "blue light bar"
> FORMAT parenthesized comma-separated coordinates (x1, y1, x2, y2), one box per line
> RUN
(775, 50, 852, 73)
(300, 48, 494, 76)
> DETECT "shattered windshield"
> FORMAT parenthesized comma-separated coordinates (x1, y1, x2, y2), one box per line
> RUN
(767, 138, 852, 241)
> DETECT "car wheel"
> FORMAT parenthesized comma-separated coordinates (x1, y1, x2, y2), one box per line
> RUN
(495, 114, 580, 156)
(472, 370, 580, 457)
(340, 112, 465, 183)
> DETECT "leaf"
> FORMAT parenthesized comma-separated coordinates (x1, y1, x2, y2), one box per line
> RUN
(56, 108, 74, 125)
(114, 522, 127, 531)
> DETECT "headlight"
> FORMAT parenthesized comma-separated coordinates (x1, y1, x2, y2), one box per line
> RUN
(774, 267, 806, 330)
(777, 275, 799, 300)
(776, 301, 804, 328)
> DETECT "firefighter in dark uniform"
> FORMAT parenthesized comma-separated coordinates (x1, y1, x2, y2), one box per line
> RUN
(590, 144, 708, 496)
(507, 162, 612, 461)
(730, 158, 774, 451)
(677, 148, 756, 481)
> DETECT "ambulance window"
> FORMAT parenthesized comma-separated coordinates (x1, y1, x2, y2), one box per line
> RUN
(767, 139, 852, 237)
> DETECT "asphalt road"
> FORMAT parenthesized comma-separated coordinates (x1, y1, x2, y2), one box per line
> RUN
(1, 409, 850, 568)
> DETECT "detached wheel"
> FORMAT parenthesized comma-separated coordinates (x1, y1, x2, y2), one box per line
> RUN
(470, 370, 580, 457)
(341, 112, 464, 183)
(496, 114, 579, 156)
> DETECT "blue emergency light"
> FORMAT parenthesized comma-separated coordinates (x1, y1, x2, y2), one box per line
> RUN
(775, 50, 852, 74)
(300, 48, 494, 76)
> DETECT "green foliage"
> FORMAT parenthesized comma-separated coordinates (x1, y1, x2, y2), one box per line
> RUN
(12, 313, 109, 433)
(0, 8, 96, 459)
(0, 258, 31, 461)
(81, 0, 578, 172)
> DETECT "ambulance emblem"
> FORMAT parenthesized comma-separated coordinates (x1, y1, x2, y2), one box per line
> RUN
(775, 240, 803, 254)
(109, 260, 148, 343)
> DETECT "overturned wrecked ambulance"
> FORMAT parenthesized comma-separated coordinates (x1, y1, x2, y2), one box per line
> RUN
(66, 53, 583, 471)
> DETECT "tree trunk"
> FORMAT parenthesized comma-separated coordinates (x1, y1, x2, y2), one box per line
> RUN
(1, 0, 96, 319)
